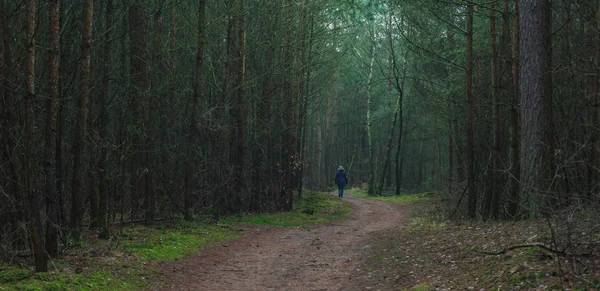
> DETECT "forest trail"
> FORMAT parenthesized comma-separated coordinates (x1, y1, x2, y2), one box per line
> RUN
(153, 193, 411, 290)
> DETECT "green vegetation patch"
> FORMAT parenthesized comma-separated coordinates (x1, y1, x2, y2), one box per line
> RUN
(411, 284, 432, 291)
(224, 191, 350, 227)
(0, 265, 146, 291)
(123, 222, 238, 261)
(348, 188, 430, 204)
(408, 215, 447, 232)
(0, 221, 240, 291)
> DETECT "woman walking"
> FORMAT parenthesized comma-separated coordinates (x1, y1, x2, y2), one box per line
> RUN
(335, 166, 348, 198)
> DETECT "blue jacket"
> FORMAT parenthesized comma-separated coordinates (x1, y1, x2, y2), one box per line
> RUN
(335, 170, 348, 188)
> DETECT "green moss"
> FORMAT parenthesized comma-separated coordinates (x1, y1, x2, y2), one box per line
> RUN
(124, 226, 237, 261)
(411, 284, 432, 291)
(0, 267, 146, 291)
(1, 221, 240, 291)
(0, 267, 33, 283)
(223, 191, 350, 227)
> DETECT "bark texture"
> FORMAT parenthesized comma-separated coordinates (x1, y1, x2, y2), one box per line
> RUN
(519, 0, 554, 218)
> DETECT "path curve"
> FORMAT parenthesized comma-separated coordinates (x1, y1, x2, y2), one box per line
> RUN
(153, 194, 411, 290)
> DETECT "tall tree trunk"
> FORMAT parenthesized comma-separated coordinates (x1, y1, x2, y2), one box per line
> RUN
(448, 121, 454, 187)
(144, 8, 161, 224)
(417, 112, 426, 190)
(281, 0, 294, 210)
(294, 0, 306, 199)
(129, 0, 150, 223)
(98, 0, 113, 237)
(446, 31, 455, 189)
(324, 72, 334, 186)
(378, 35, 395, 195)
(0, 0, 6, 168)
(366, 43, 376, 195)
(387, 28, 407, 196)
(185, 0, 206, 220)
(297, 6, 313, 198)
(587, 5, 600, 197)
(466, 4, 476, 218)
(56, 0, 67, 233)
(234, 0, 247, 210)
(71, 0, 94, 243)
(45, 0, 60, 256)
(255, 35, 274, 211)
(25, 0, 47, 272)
(215, 12, 234, 219)
(519, 0, 553, 218)
(118, 12, 129, 229)
(592, 6, 600, 196)
(378, 96, 399, 195)
(316, 106, 323, 189)
(508, 0, 520, 217)
(484, 1, 502, 219)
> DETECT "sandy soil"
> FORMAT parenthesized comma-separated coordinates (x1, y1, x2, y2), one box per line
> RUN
(152, 194, 411, 291)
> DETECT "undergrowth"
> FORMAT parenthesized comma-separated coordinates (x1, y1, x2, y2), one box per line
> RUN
(361, 196, 600, 290)
(347, 188, 431, 204)
(0, 221, 239, 291)
(223, 191, 350, 227)
(0, 191, 346, 290)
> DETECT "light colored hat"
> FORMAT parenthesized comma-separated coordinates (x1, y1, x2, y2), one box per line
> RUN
(338, 166, 344, 171)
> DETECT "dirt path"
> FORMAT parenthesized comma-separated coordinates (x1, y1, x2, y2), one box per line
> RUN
(153, 194, 411, 291)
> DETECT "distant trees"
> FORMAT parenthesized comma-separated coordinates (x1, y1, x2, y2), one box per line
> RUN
(308, 0, 599, 223)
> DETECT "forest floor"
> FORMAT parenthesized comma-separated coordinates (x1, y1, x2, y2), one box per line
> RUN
(2, 190, 598, 290)
(153, 190, 599, 290)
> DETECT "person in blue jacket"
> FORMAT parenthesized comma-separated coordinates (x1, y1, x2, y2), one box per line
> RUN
(335, 166, 348, 198)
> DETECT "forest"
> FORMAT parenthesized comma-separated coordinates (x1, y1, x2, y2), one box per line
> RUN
(0, 0, 599, 287)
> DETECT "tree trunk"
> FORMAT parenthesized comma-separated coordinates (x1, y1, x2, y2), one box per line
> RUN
(129, 0, 151, 223)
(297, 7, 313, 198)
(466, 4, 476, 218)
(445, 30, 455, 189)
(281, 0, 294, 210)
(24, 0, 47, 272)
(144, 8, 161, 225)
(484, 1, 502, 219)
(71, 0, 94, 243)
(417, 113, 426, 190)
(508, 0, 520, 217)
(294, 0, 306, 199)
(185, 0, 206, 220)
(44, 0, 60, 257)
(592, 5, 600, 196)
(366, 43, 376, 195)
(324, 72, 334, 186)
(388, 27, 407, 196)
(316, 105, 323, 189)
(519, 0, 553, 218)
(118, 13, 129, 229)
(448, 121, 454, 187)
(98, 0, 113, 237)
(586, 5, 600, 198)
(230, 0, 246, 211)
